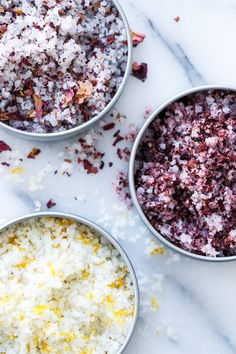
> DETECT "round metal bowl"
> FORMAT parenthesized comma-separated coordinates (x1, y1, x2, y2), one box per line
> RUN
(0, 0, 132, 142)
(129, 84, 236, 262)
(0, 211, 139, 352)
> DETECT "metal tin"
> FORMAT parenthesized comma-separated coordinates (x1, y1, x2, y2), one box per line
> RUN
(129, 84, 236, 262)
(0, 0, 133, 142)
(0, 211, 139, 352)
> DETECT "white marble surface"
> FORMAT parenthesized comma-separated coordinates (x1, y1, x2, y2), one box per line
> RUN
(1, 0, 236, 353)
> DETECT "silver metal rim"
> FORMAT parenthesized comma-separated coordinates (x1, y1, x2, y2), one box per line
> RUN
(129, 84, 236, 262)
(0, 212, 139, 352)
(0, 0, 133, 141)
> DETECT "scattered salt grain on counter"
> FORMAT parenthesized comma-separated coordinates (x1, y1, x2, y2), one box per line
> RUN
(0, 217, 135, 353)
(145, 238, 165, 256)
(157, 322, 178, 342)
(28, 162, 53, 191)
(135, 90, 236, 257)
(33, 200, 41, 211)
(0, 0, 128, 133)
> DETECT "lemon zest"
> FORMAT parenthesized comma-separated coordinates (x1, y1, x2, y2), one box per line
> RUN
(109, 278, 124, 289)
(151, 296, 159, 310)
(32, 304, 52, 315)
(11, 167, 24, 174)
(114, 309, 128, 316)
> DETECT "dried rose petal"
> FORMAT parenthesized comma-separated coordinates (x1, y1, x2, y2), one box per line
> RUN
(83, 160, 98, 174)
(114, 112, 126, 122)
(132, 62, 148, 82)
(0, 141, 11, 152)
(27, 110, 36, 119)
(0, 25, 7, 39)
(24, 89, 34, 96)
(1, 162, 10, 166)
(117, 147, 130, 161)
(64, 88, 75, 105)
(33, 94, 43, 122)
(132, 31, 145, 47)
(0, 112, 16, 121)
(102, 122, 115, 131)
(113, 132, 124, 146)
(15, 8, 25, 16)
(47, 199, 56, 209)
(32, 68, 42, 77)
(27, 147, 41, 159)
(106, 35, 115, 44)
(75, 82, 93, 105)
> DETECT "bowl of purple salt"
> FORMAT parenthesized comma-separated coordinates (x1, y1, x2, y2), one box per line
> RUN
(129, 85, 236, 261)
(0, 0, 132, 141)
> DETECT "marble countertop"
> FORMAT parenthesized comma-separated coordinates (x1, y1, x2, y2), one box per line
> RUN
(1, 0, 236, 353)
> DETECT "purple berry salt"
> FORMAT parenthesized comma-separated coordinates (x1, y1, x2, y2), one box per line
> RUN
(0, 0, 128, 133)
(135, 90, 236, 257)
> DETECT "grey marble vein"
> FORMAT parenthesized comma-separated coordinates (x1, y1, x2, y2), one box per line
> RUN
(147, 18, 206, 87)
(15, 190, 35, 209)
(166, 275, 236, 354)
